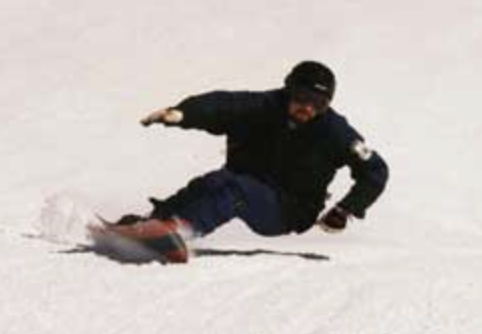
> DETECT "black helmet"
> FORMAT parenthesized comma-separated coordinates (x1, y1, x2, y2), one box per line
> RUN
(285, 61, 336, 99)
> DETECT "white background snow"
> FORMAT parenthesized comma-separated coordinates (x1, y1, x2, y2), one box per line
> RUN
(1, 0, 482, 333)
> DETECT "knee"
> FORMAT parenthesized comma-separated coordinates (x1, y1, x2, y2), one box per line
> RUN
(202, 169, 237, 189)
(244, 219, 289, 237)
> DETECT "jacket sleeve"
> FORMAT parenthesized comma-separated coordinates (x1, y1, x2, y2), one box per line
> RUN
(334, 120, 389, 219)
(171, 91, 267, 135)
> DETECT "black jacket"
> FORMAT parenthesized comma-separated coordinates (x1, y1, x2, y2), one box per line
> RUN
(173, 89, 389, 233)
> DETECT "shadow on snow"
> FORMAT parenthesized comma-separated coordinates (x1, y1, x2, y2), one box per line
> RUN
(59, 244, 330, 264)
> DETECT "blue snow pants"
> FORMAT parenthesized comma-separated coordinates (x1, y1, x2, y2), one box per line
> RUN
(168, 169, 290, 237)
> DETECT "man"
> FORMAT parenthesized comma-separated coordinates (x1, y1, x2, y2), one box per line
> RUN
(94, 61, 389, 263)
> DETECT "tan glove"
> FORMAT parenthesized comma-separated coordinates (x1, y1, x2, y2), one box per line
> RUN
(140, 108, 184, 127)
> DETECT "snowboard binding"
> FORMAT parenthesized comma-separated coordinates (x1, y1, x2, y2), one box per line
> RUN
(112, 197, 174, 226)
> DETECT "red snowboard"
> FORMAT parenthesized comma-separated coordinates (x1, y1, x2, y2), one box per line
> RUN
(88, 218, 189, 264)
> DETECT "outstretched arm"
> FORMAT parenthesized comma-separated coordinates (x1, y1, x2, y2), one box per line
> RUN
(140, 91, 268, 135)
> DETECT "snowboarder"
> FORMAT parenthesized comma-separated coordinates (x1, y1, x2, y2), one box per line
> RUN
(92, 61, 389, 263)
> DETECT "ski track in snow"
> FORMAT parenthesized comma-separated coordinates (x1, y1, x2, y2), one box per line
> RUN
(1, 0, 482, 333)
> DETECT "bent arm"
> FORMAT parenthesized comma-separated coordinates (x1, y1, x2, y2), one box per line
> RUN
(338, 149, 389, 218)
(335, 122, 389, 218)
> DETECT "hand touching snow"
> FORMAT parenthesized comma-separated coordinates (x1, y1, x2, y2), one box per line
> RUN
(317, 206, 352, 234)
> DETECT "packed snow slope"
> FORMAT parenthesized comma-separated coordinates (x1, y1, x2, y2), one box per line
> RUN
(1, 0, 482, 333)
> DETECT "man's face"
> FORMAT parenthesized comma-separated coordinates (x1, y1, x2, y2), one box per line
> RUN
(288, 88, 331, 124)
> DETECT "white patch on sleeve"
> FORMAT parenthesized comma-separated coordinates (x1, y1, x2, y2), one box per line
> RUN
(351, 140, 373, 161)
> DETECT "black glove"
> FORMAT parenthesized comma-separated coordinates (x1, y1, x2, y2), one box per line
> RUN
(318, 206, 352, 233)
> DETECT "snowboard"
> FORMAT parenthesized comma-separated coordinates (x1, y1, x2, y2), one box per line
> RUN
(87, 218, 189, 264)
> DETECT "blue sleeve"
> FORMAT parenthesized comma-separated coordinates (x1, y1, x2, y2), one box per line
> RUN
(173, 91, 267, 135)
(333, 117, 389, 218)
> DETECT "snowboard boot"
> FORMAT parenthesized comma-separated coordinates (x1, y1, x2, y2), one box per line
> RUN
(115, 214, 148, 226)
(113, 197, 173, 226)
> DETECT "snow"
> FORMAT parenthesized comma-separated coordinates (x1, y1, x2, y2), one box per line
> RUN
(1, 0, 482, 333)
